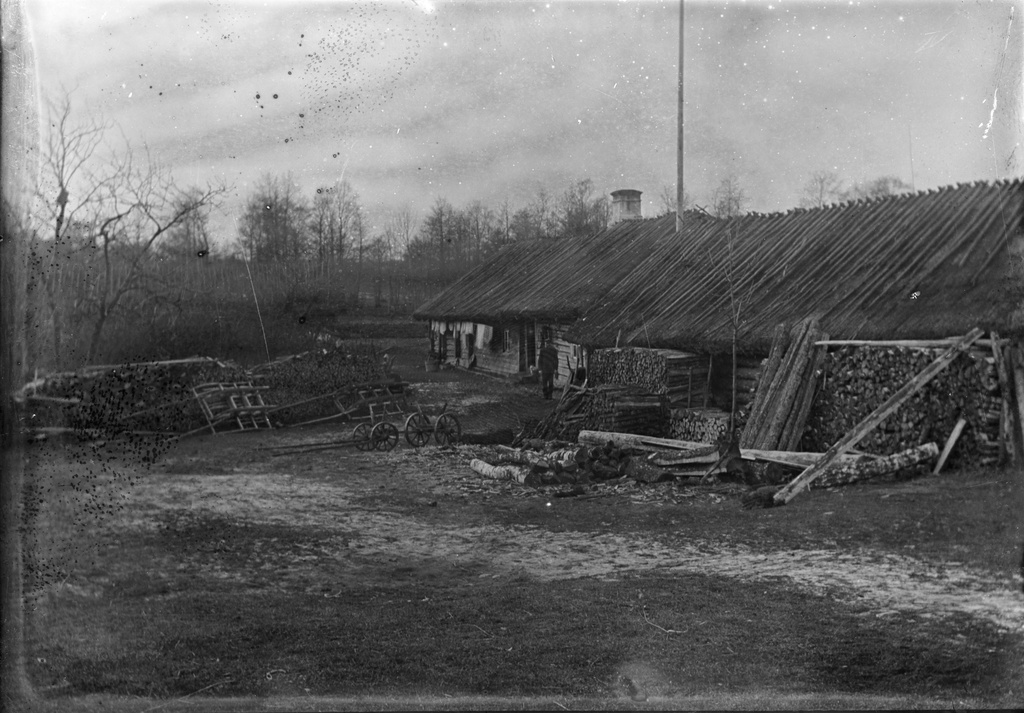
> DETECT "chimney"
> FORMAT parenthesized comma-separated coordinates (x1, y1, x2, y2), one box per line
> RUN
(610, 189, 642, 224)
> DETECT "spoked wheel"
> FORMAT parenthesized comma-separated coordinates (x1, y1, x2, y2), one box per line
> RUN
(433, 413, 461, 446)
(353, 423, 372, 451)
(404, 412, 432, 447)
(371, 422, 399, 451)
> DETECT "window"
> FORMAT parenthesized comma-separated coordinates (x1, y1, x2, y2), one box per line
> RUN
(502, 329, 511, 352)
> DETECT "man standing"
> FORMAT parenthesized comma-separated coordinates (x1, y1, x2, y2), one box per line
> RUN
(538, 338, 558, 400)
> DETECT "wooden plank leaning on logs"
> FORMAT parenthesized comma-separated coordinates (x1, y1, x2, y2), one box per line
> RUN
(577, 429, 868, 469)
(768, 327, 984, 507)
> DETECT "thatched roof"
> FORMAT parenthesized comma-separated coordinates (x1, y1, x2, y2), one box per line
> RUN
(415, 180, 1024, 353)
(413, 213, 681, 323)
(567, 179, 1024, 353)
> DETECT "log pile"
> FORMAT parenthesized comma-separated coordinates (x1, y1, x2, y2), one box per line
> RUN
(21, 358, 249, 435)
(250, 345, 388, 423)
(589, 348, 711, 409)
(741, 319, 828, 452)
(518, 384, 668, 443)
(472, 442, 643, 487)
(805, 343, 1003, 467)
(669, 408, 731, 444)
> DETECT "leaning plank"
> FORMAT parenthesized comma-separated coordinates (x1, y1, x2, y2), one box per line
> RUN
(470, 459, 528, 484)
(815, 338, 1008, 349)
(932, 418, 967, 475)
(814, 443, 939, 489)
(773, 327, 984, 505)
(1013, 342, 1024, 460)
(741, 323, 790, 448)
(578, 430, 710, 451)
(989, 332, 1012, 463)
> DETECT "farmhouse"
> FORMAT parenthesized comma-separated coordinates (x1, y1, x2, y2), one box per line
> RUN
(413, 191, 690, 386)
(417, 179, 1024, 464)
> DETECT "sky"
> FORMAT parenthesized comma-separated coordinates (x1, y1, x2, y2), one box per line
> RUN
(19, 0, 1024, 247)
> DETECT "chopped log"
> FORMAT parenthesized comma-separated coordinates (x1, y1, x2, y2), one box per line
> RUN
(814, 442, 939, 488)
(932, 418, 967, 475)
(773, 327, 984, 505)
(470, 459, 528, 484)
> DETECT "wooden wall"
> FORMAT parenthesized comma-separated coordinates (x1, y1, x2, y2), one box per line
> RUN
(475, 324, 520, 376)
(538, 321, 584, 386)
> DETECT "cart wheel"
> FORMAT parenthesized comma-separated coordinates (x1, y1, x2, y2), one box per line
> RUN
(404, 413, 432, 447)
(433, 413, 461, 446)
(372, 422, 399, 451)
(353, 423, 372, 451)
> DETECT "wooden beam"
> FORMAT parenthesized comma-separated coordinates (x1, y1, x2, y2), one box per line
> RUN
(1013, 342, 1024, 464)
(932, 418, 967, 475)
(773, 327, 984, 505)
(815, 338, 1008, 349)
(577, 429, 866, 468)
(989, 332, 1012, 463)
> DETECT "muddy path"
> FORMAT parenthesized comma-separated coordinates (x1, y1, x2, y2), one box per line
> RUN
(98, 432, 1024, 636)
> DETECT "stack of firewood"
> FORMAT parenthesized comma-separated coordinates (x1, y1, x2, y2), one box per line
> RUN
(589, 348, 710, 409)
(806, 344, 1003, 466)
(22, 358, 249, 435)
(518, 384, 669, 443)
(669, 408, 731, 443)
(741, 319, 828, 452)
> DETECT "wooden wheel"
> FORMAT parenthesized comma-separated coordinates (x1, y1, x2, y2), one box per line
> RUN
(404, 412, 432, 447)
(353, 423, 372, 451)
(433, 413, 461, 446)
(371, 422, 399, 451)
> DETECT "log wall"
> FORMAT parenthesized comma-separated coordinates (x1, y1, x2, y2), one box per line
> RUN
(804, 346, 1002, 467)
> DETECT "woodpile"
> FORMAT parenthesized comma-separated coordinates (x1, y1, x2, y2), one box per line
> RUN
(669, 408, 730, 444)
(252, 345, 387, 423)
(20, 358, 249, 436)
(471, 442, 642, 487)
(741, 319, 828, 452)
(589, 348, 711, 409)
(517, 384, 668, 443)
(805, 341, 1004, 467)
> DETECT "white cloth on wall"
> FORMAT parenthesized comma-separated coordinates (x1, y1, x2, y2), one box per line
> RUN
(477, 325, 493, 349)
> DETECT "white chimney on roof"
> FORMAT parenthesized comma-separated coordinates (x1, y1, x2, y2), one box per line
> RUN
(610, 189, 642, 224)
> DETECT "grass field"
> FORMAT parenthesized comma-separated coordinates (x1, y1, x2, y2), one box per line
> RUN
(18, 365, 1024, 711)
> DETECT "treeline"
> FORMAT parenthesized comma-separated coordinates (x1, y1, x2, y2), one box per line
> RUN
(234, 173, 614, 288)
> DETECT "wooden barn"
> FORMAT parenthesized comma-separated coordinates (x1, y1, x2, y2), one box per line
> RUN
(417, 179, 1024, 464)
(563, 179, 1024, 462)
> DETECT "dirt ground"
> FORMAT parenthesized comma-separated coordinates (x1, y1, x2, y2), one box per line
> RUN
(21, 355, 1024, 709)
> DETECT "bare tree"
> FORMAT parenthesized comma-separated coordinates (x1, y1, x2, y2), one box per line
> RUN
(35, 94, 226, 365)
(32, 95, 110, 368)
(558, 178, 608, 239)
(658, 184, 683, 216)
(237, 173, 309, 263)
(842, 175, 913, 201)
(799, 170, 845, 208)
(711, 176, 747, 219)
